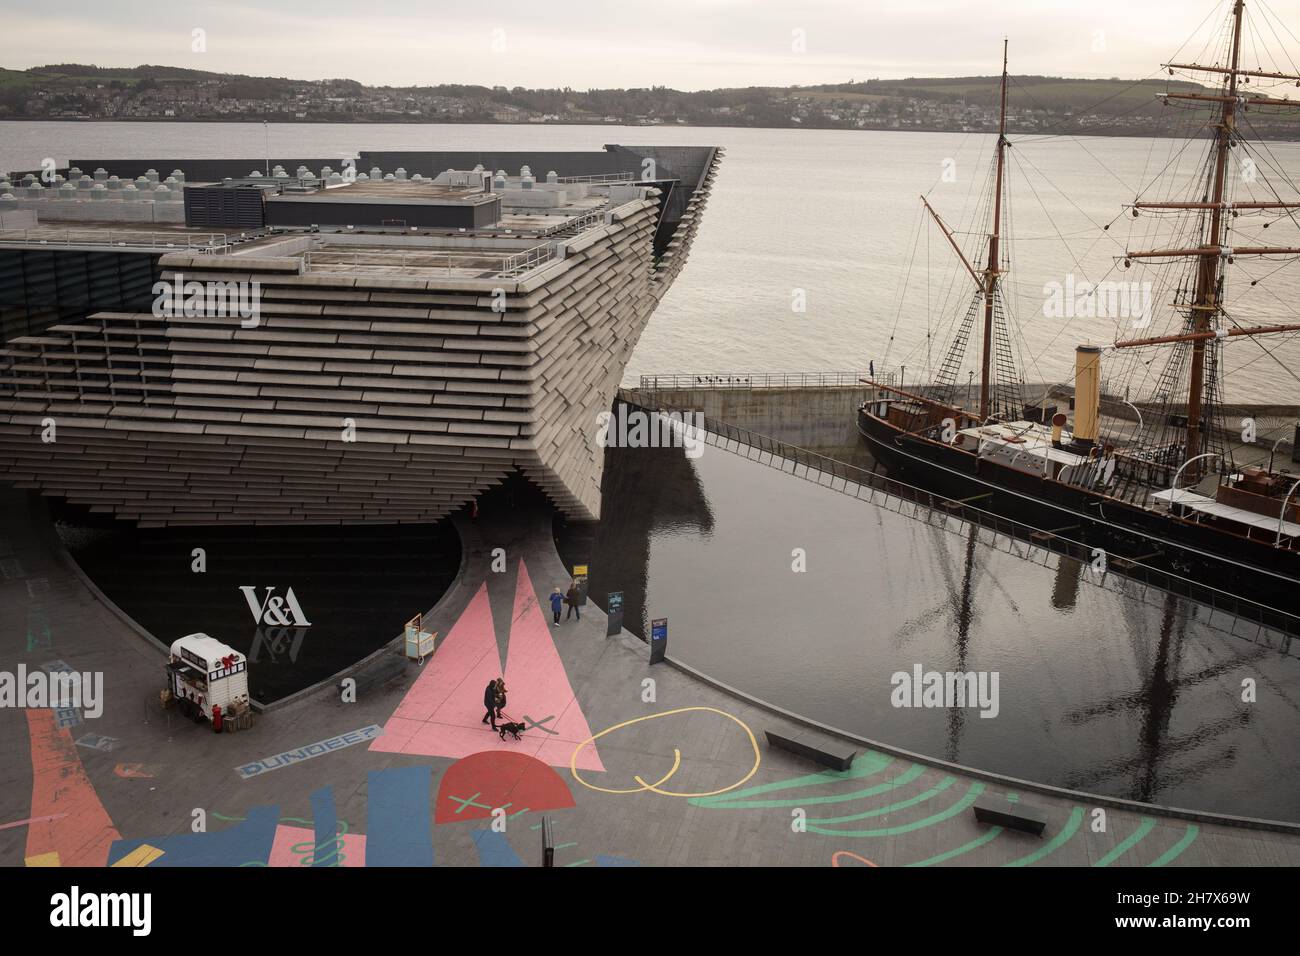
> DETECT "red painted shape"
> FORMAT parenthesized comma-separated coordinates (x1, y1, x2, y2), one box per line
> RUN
(831, 850, 879, 868)
(435, 750, 575, 825)
(114, 763, 157, 779)
(25, 709, 121, 867)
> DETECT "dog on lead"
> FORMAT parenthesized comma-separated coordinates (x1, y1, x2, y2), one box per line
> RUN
(497, 721, 526, 741)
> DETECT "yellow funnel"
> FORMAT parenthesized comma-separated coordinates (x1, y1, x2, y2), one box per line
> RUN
(1074, 346, 1102, 444)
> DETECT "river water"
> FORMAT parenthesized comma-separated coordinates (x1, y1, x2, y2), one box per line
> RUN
(4, 120, 1300, 403)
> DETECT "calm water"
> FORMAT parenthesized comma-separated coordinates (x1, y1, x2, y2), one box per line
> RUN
(4, 121, 1299, 403)
(55, 503, 461, 702)
(565, 441, 1300, 823)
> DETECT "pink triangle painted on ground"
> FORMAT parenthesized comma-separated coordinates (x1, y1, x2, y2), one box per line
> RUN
(369, 567, 602, 772)
(503, 559, 603, 772)
(369, 583, 502, 756)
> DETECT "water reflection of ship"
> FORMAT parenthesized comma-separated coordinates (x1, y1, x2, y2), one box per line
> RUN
(1057, 590, 1276, 804)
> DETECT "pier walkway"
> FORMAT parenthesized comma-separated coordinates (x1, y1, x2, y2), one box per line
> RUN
(3, 483, 1300, 868)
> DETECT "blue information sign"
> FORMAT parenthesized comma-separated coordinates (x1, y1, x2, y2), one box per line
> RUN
(649, 617, 667, 664)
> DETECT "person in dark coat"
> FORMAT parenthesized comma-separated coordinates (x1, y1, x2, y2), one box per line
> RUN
(549, 587, 564, 626)
(565, 582, 581, 621)
(494, 679, 507, 721)
(482, 679, 499, 730)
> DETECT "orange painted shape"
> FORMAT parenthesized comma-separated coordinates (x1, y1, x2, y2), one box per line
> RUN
(25, 709, 121, 867)
(831, 850, 879, 867)
(114, 763, 158, 779)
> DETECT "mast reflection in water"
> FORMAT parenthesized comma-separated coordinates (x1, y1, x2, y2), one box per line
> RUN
(562, 441, 1300, 823)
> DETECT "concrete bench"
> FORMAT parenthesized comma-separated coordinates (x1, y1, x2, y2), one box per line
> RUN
(972, 798, 1048, 836)
(765, 730, 856, 772)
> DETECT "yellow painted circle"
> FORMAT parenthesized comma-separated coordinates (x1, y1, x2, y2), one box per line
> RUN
(569, 706, 761, 798)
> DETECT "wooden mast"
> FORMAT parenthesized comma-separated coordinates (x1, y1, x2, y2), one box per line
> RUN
(1184, 0, 1244, 474)
(980, 38, 1010, 421)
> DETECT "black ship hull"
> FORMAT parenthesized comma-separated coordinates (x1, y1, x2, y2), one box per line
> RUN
(857, 407, 1300, 620)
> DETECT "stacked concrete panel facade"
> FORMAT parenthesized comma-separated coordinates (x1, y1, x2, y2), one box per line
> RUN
(0, 148, 721, 526)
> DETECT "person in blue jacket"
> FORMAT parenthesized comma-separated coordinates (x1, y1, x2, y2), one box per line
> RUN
(549, 587, 564, 626)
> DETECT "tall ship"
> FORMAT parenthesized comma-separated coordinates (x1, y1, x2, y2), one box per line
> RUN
(0, 145, 720, 525)
(859, 2, 1300, 615)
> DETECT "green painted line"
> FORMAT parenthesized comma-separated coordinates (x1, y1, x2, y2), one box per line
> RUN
(1148, 825, 1199, 867)
(564, 859, 593, 867)
(811, 775, 956, 824)
(806, 782, 986, 837)
(555, 841, 578, 850)
(905, 826, 1003, 867)
(1003, 807, 1085, 867)
(698, 758, 919, 811)
(690, 750, 893, 808)
(1094, 817, 1156, 867)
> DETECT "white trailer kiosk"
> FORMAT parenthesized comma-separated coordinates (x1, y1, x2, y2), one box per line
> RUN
(167, 633, 249, 724)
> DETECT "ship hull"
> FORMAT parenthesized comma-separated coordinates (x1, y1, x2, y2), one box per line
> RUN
(858, 407, 1300, 618)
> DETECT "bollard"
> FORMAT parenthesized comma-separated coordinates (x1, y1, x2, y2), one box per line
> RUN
(541, 815, 555, 868)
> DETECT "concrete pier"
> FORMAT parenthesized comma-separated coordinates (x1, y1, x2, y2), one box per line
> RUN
(3, 484, 1299, 868)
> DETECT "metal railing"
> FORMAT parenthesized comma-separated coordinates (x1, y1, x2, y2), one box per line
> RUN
(301, 242, 557, 279)
(0, 228, 232, 252)
(616, 390, 1300, 646)
(637, 370, 893, 391)
(538, 208, 609, 238)
(555, 172, 636, 184)
(497, 242, 558, 277)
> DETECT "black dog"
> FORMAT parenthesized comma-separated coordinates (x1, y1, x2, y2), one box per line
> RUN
(497, 721, 525, 741)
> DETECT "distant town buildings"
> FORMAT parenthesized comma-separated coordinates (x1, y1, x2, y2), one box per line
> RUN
(2, 69, 1297, 138)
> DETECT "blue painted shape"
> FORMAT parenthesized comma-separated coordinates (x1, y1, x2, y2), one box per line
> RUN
(366, 767, 434, 867)
(595, 854, 641, 867)
(310, 787, 338, 867)
(472, 829, 524, 867)
(107, 805, 280, 867)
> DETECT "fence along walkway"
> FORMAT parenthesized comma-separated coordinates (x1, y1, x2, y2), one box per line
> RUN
(616, 389, 1300, 652)
(636, 370, 888, 390)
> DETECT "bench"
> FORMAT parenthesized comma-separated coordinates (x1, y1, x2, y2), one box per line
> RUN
(765, 730, 856, 772)
(972, 798, 1048, 836)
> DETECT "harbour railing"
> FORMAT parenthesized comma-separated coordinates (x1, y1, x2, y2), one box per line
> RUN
(616, 390, 1300, 648)
(637, 370, 894, 391)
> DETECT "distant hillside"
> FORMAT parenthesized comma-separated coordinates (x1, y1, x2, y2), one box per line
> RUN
(1, 63, 1295, 138)
(806, 75, 1208, 115)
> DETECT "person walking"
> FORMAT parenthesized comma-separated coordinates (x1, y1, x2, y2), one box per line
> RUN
(564, 581, 581, 621)
(549, 587, 564, 626)
(482, 679, 499, 730)
(494, 679, 507, 722)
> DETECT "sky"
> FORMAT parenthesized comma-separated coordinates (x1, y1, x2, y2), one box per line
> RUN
(2, 0, 1299, 90)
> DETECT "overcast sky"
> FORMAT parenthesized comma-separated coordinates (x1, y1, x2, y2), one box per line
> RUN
(3, 0, 1298, 90)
